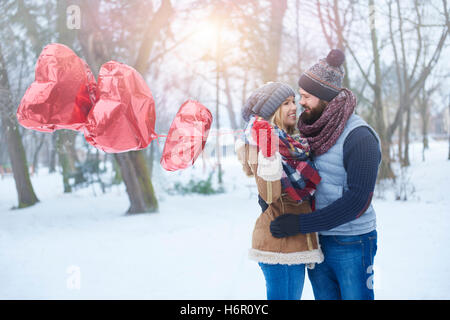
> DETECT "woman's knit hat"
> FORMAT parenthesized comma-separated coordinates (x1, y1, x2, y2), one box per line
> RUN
(242, 82, 296, 123)
(298, 49, 345, 102)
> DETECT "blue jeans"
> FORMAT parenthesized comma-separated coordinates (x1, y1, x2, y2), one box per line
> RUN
(258, 263, 306, 300)
(307, 229, 378, 300)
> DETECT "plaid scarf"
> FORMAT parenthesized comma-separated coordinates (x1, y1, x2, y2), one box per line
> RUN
(242, 115, 321, 203)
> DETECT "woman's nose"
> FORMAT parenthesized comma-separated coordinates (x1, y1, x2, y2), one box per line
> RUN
(289, 102, 297, 112)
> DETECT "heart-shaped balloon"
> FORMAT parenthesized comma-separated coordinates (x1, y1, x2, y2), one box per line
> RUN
(83, 61, 157, 153)
(16, 43, 97, 132)
(160, 100, 213, 171)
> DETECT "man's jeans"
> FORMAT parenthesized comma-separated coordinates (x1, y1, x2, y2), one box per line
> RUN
(307, 229, 378, 300)
(258, 263, 306, 300)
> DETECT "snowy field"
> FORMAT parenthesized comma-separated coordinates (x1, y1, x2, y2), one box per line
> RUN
(1, 139, 449, 300)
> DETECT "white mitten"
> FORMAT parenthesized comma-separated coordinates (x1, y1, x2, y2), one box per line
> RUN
(257, 150, 283, 181)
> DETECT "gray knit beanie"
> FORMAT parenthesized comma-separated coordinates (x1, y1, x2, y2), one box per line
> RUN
(298, 49, 345, 102)
(242, 82, 296, 122)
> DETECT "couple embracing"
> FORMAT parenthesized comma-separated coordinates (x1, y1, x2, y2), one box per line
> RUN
(235, 49, 382, 300)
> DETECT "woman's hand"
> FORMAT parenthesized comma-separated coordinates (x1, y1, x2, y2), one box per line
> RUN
(270, 214, 301, 238)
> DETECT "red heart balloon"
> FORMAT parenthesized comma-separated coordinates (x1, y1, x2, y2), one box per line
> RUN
(160, 100, 213, 171)
(16, 43, 97, 132)
(83, 61, 157, 153)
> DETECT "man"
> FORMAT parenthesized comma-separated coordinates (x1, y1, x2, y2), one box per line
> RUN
(268, 49, 382, 300)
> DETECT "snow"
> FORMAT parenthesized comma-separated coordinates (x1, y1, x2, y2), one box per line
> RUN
(0, 139, 449, 299)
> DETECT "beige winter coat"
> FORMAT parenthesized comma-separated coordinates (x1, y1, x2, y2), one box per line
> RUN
(236, 141, 324, 265)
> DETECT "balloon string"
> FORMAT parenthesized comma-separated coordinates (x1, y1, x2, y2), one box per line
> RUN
(155, 129, 245, 140)
(155, 133, 168, 148)
(154, 128, 245, 149)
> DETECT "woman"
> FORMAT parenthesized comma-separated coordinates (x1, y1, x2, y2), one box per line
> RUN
(235, 82, 324, 300)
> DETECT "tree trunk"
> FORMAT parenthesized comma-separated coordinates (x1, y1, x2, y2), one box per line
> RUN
(422, 116, 429, 150)
(0, 47, 39, 209)
(418, 87, 430, 162)
(402, 99, 411, 167)
(215, 7, 224, 186)
(1, 111, 39, 208)
(398, 110, 404, 164)
(48, 133, 57, 173)
(32, 132, 47, 174)
(148, 142, 154, 180)
(112, 155, 122, 185)
(75, 0, 173, 214)
(114, 152, 158, 213)
(422, 117, 428, 162)
(448, 95, 450, 160)
(240, 69, 249, 128)
(55, 130, 80, 192)
(333, 0, 350, 88)
(56, 131, 75, 193)
(0, 124, 8, 167)
(263, 0, 287, 82)
(369, 0, 395, 180)
(223, 68, 238, 130)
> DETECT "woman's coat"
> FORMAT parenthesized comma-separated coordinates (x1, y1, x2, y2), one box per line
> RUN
(236, 141, 324, 266)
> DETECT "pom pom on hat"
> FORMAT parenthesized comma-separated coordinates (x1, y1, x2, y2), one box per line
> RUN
(298, 49, 346, 102)
(326, 49, 345, 68)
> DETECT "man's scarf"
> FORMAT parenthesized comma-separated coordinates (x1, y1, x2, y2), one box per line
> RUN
(298, 88, 356, 156)
(242, 115, 321, 203)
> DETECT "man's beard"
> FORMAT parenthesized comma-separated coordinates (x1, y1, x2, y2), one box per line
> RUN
(299, 100, 328, 125)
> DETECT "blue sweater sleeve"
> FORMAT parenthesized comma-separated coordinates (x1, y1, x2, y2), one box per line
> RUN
(297, 126, 381, 234)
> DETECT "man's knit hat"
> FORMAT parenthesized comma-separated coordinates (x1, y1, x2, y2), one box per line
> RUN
(242, 82, 295, 122)
(298, 49, 345, 102)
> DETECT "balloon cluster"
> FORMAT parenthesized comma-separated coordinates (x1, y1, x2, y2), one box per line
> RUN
(17, 43, 213, 171)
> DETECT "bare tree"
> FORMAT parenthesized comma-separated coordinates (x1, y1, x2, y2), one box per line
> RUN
(54, 0, 84, 191)
(263, 0, 288, 82)
(315, 0, 357, 88)
(341, 0, 394, 179)
(416, 82, 439, 161)
(0, 0, 40, 208)
(0, 44, 39, 208)
(387, 0, 449, 167)
(76, 0, 174, 214)
(340, 0, 448, 179)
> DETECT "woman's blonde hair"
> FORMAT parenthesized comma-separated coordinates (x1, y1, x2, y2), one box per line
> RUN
(268, 103, 298, 136)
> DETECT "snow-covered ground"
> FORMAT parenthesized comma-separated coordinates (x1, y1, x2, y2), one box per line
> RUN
(0, 139, 449, 299)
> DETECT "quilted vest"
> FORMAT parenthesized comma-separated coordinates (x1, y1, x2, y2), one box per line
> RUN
(313, 114, 381, 236)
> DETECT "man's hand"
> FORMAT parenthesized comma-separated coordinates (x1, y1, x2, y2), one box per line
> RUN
(270, 214, 301, 238)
